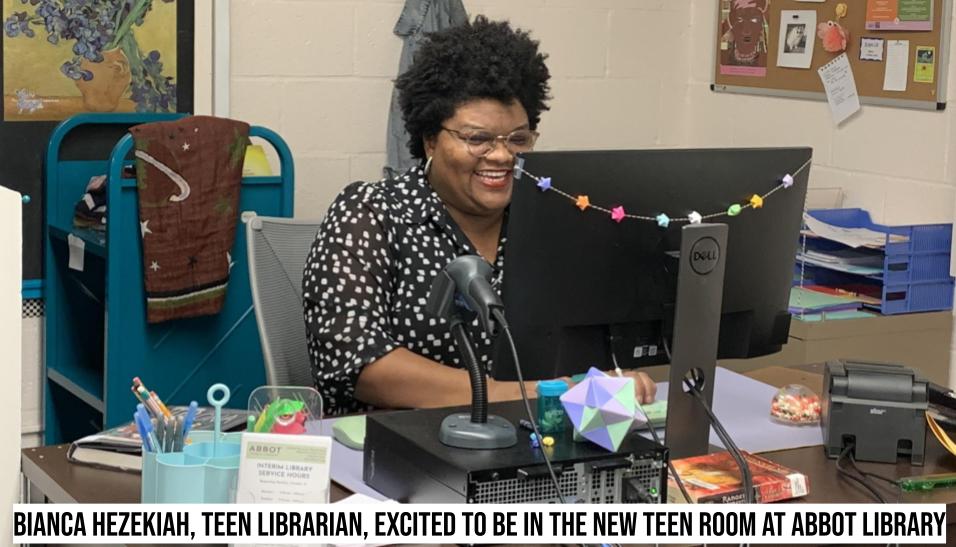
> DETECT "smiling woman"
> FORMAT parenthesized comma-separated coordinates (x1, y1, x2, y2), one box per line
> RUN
(301, 16, 655, 415)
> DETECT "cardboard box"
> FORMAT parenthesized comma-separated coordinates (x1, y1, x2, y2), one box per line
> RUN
(721, 311, 953, 386)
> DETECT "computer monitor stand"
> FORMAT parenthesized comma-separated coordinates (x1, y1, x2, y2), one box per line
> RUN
(665, 223, 728, 460)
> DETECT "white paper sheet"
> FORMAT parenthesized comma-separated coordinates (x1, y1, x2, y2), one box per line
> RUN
(884, 40, 910, 91)
(817, 53, 861, 125)
(777, 11, 816, 69)
(804, 213, 903, 249)
(67, 234, 85, 272)
(860, 37, 885, 61)
(655, 367, 825, 454)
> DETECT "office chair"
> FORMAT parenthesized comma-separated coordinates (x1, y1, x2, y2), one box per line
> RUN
(245, 212, 322, 386)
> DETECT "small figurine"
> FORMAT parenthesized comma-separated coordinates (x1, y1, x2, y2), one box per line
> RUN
(253, 398, 308, 435)
(818, 3, 849, 54)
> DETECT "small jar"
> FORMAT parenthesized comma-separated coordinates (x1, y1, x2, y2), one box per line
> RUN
(536, 380, 569, 435)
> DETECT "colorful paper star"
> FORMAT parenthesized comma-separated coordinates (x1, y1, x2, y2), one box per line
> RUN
(656, 214, 670, 228)
(750, 194, 764, 209)
(576, 195, 590, 211)
(728, 204, 742, 216)
(688, 211, 702, 224)
(537, 177, 552, 191)
(782, 174, 794, 188)
(611, 206, 626, 223)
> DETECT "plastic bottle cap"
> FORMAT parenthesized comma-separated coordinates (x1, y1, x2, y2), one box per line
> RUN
(537, 380, 569, 397)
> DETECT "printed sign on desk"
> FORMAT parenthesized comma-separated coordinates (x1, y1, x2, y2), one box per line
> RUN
(236, 432, 332, 504)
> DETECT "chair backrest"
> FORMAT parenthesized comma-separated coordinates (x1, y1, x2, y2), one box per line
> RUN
(246, 213, 322, 386)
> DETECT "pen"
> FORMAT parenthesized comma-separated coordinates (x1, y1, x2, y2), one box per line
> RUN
(143, 415, 161, 454)
(901, 473, 956, 492)
(130, 386, 148, 406)
(133, 377, 172, 419)
(136, 404, 152, 435)
(163, 417, 173, 452)
(182, 401, 198, 442)
(136, 385, 161, 418)
(247, 415, 256, 432)
(174, 416, 183, 452)
(150, 390, 172, 419)
(134, 412, 153, 453)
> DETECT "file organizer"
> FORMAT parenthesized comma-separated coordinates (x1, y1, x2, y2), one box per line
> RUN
(44, 114, 294, 444)
(800, 208, 954, 315)
(142, 383, 246, 503)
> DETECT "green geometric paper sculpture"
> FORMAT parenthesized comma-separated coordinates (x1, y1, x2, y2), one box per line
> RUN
(559, 367, 636, 451)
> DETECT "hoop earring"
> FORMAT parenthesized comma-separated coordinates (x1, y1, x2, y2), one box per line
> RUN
(423, 156, 433, 176)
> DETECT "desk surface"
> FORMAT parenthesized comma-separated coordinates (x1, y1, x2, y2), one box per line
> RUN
(21, 365, 956, 511)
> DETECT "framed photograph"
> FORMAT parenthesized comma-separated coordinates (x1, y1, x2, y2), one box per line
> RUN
(777, 10, 816, 69)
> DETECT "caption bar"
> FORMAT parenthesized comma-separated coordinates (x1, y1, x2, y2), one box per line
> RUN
(12, 503, 947, 544)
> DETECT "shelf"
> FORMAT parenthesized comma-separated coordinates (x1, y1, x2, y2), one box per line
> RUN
(47, 367, 105, 413)
(44, 114, 294, 444)
(48, 222, 106, 258)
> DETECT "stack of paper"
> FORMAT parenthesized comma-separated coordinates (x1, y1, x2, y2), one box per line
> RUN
(789, 286, 862, 314)
(802, 213, 907, 249)
(796, 248, 884, 277)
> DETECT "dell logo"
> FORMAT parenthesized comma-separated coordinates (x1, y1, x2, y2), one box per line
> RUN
(689, 237, 721, 275)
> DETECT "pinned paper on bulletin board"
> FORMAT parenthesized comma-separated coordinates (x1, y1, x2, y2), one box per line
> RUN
(818, 53, 861, 125)
(719, 0, 770, 77)
(777, 10, 816, 69)
(860, 37, 885, 61)
(884, 40, 910, 91)
(866, 0, 934, 31)
(914, 46, 936, 83)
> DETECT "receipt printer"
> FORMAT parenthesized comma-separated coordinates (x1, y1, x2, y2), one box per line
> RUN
(822, 360, 928, 465)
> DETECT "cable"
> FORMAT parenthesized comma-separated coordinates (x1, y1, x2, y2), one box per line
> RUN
(836, 444, 888, 503)
(847, 452, 901, 490)
(683, 378, 755, 504)
(609, 340, 692, 504)
(449, 320, 487, 424)
(662, 338, 753, 503)
(493, 307, 567, 504)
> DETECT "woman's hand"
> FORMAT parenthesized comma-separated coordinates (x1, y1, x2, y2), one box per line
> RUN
(618, 369, 657, 405)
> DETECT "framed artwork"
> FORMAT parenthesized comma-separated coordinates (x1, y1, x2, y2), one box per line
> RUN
(0, 0, 194, 282)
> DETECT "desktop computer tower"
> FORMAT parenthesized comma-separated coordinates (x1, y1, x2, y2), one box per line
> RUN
(364, 400, 668, 503)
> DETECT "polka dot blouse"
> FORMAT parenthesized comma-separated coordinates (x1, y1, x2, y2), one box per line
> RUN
(302, 166, 506, 415)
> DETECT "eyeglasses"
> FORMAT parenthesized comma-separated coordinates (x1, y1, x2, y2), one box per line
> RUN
(441, 127, 539, 157)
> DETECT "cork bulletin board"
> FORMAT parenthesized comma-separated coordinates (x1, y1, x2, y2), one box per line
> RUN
(712, 0, 952, 110)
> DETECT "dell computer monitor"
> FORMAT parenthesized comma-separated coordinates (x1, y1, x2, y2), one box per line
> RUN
(494, 147, 811, 382)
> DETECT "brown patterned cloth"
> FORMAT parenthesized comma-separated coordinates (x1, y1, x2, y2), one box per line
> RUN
(131, 116, 250, 324)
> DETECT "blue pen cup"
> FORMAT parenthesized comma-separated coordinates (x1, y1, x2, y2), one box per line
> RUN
(141, 432, 242, 503)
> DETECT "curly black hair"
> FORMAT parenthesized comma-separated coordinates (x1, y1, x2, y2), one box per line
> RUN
(395, 16, 551, 160)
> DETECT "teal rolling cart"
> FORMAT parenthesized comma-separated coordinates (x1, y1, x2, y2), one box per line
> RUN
(44, 113, 294, 444)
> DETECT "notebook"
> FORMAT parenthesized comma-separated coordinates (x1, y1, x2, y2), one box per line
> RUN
(67, 406, 250, 472)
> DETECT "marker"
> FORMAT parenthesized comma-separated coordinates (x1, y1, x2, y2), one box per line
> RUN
(181, 401, 198, 442)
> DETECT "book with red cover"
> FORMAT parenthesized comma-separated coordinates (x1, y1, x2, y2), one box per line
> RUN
(667, 451, 810, 504)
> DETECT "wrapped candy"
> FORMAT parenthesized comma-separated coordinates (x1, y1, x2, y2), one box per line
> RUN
(770, 384, 821, 426)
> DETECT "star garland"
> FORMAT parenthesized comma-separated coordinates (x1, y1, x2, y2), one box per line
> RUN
(514, 157, 813, 228)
